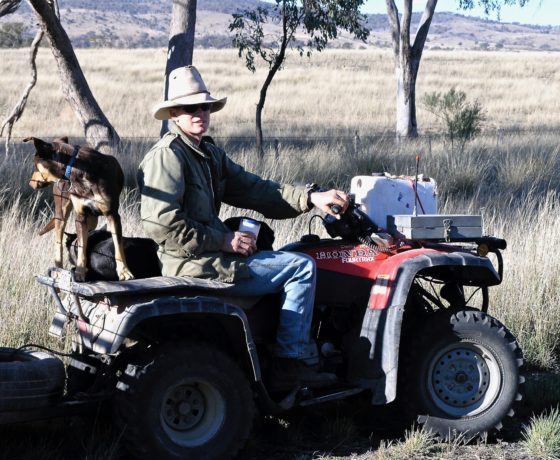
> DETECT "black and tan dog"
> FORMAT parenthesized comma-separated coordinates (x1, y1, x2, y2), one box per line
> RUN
(26, 136, 133, 281)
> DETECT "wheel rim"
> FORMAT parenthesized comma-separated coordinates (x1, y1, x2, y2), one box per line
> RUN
(427, 342, 502, 417)
(160, 379, 226, 447)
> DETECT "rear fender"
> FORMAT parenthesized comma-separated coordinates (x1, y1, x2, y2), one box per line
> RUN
(75, 296, 261, 382)
(350, 250, 501, 405)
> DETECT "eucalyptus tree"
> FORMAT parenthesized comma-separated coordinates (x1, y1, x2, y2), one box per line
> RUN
(386, 0, 529, 139)
(0, 0, 197, 153)
(0, 0, 119, 153)
(230, 0, 369, 157)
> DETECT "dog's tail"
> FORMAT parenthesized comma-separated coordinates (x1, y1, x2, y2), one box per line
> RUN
(39, 218, 55, 235)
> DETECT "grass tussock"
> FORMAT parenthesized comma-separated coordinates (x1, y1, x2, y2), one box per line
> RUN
(522, 407, 560, 460)
(373, 426, 439, 459)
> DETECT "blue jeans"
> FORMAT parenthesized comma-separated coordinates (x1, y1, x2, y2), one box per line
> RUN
(224, 251, 316, 359)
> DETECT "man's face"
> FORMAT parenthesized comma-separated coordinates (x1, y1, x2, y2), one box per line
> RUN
(170, 103, 211, 143)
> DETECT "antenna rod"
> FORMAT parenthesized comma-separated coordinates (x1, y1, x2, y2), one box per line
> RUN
(413, 154, 420, 216)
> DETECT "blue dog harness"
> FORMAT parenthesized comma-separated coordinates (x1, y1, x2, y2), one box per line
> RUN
(64, 145, 80, 180)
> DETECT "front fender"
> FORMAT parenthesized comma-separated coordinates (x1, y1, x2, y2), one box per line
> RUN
(349, 250, 501, 405)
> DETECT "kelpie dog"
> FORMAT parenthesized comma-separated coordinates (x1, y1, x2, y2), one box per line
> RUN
(26, 137, 133, 281)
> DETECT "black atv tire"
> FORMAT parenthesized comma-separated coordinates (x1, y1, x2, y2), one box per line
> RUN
(115, 341, 255, 460)
(0, 347, 65, 411)
(403, 309, 524, 439)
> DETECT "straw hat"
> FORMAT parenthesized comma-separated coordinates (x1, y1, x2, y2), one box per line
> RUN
(152, 65, 227, 120)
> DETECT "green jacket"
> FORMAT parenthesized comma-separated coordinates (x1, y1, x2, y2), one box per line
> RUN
(137, 123, 312, 282)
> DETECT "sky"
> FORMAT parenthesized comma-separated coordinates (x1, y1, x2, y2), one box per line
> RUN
(362, 1, 559, 26)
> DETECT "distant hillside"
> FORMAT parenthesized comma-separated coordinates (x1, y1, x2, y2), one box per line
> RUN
(2, 0, 559, 51)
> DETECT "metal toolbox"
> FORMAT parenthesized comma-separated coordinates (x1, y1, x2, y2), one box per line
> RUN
(387, 214, 483, 240)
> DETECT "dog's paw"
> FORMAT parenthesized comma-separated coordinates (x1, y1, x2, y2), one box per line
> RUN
(118, 267, 135, 281)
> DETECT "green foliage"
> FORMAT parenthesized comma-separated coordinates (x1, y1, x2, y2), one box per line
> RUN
(229, 0, 369, 72)
(522, 407, 560, 459)
(458, 0, 530, 19)
(0, 22, 28, 48)
(422, 88, 485, 153)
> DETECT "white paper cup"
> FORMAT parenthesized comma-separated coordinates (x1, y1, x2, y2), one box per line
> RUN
(239, 218, 261, 237)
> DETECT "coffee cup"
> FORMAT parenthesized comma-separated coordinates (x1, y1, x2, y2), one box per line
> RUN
(239, 218, 261, 237)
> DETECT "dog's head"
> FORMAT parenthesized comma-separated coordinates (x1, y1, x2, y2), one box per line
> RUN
(25, 136, 70, 189)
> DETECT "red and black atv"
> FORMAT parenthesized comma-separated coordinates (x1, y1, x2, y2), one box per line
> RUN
(0, 182, 522, 460)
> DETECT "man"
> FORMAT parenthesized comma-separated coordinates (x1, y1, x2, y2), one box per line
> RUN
(138, 66, 349, 390)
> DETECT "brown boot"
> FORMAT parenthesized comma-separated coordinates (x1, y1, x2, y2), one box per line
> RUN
(268, 358, 337, 392)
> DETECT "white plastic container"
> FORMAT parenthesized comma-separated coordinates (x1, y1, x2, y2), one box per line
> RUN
(350, 174, 438, 230)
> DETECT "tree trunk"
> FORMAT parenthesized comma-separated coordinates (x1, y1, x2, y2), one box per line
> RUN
(395, 55, 419, 138)
(28, 0, 119, 154)
(255, 99, 264, 157)
(160, 0, 196, 137)
(386, 0, 437, 139)
(254, 2, 289, 158)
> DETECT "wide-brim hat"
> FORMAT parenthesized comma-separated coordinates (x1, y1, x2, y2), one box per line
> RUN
(152, 65, 227, 120)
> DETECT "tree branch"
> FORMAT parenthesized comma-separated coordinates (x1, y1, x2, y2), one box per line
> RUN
(385, 0, 400, 59)
(0, 0, 22, 17)
(1, 27, 43, 156)
(27, 0, 119, 153)
(412, 0, 437, 59)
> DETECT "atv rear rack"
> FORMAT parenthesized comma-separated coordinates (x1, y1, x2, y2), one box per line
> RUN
(36, 267, 236, 322)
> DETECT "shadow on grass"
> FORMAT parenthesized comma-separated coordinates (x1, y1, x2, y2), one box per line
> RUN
(1, 377, 559, 460)
(238, 395, 410, 460)
(0, 413, 122, 460)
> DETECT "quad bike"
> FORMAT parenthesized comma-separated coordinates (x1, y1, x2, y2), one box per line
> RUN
(0, 180, 523, 460)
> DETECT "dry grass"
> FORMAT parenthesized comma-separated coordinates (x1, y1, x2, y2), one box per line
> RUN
(1, 48, 559, 139)
(1, 131, 560, 371)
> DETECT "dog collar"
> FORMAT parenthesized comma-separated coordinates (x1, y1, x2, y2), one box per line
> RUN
(64, 146, 79, 180)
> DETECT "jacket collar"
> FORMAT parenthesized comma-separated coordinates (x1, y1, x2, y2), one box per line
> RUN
(169, 122, 209, 159)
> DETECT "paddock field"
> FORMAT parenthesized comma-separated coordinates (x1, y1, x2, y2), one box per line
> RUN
(1, 48, 559, 138)
(0, 47, 559, 459)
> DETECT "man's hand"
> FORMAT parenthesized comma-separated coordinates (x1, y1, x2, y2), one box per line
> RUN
(309, 189, 349, 219)
(222, 231, 257, 256)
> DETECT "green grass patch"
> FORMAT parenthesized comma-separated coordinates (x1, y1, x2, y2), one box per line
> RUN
(522, 407, 560, 460)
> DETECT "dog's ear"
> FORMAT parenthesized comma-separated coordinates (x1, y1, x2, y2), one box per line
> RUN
(54, 136, 69, 144)
(23, 137, 54, 156)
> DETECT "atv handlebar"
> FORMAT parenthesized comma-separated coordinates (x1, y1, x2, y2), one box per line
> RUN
(330, 204, 343, 215)
(317, 188, 379, 241)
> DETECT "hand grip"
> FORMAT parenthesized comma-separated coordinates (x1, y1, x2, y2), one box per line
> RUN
(330, 204, 342, 215)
